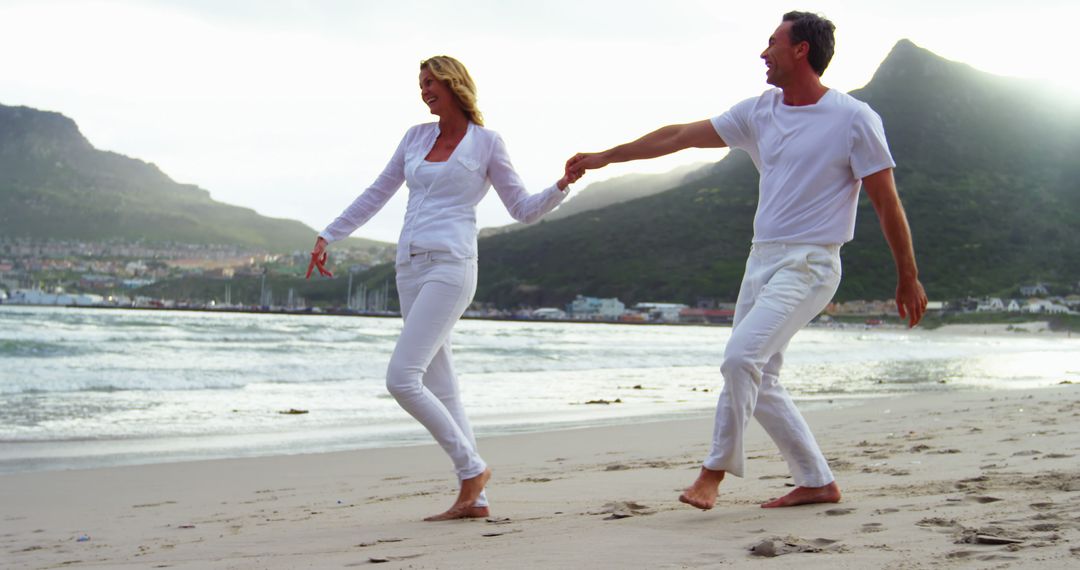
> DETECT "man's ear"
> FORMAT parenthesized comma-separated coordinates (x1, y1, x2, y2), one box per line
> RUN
(794, 40, 810, 61)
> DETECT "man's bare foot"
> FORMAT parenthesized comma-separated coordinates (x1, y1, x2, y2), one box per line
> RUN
(760, 481, 841, 508)
(423, 505, 489, 521)
(423, 468, 492, 522)
(678, 467, 725, 510)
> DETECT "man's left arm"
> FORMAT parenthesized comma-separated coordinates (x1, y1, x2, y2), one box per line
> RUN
(862, 168, 928, 327)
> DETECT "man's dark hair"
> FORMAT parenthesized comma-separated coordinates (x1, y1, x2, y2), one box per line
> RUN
(782, 11, 836, 76)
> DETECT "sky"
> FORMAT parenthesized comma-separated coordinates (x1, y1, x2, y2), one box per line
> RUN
(1, 0, 1076, 243)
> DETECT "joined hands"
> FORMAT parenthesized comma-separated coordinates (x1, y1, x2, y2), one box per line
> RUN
(565, 151, 609, 177)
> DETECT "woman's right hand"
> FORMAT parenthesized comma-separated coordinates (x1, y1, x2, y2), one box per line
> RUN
(306, 237, 333, 279)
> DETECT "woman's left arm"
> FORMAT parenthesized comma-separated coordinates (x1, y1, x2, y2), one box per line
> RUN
(488, 134, 577, 224)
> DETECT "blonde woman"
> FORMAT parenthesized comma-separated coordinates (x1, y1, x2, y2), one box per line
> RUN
(309, 56, 579, 521)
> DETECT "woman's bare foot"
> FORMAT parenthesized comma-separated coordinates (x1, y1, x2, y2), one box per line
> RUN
(678, 467, 725, 510)
(760, 481, 841, 508)
(424, 468, 492, 521)
(423, 505, 489, 521)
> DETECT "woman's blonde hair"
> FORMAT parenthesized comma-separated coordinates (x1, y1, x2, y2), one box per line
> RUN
(420, 55, 484, 126)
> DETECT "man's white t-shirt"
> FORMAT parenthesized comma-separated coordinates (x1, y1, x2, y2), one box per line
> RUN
(710, 88, 895, 245)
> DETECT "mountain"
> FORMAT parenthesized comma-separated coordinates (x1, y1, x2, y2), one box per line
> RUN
(0, 103, 389, 252)
(479, 162, 711, 237)
(463, 40, 1080, 307)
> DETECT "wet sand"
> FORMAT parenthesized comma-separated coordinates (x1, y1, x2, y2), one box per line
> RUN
(3, 385, 1078, 568)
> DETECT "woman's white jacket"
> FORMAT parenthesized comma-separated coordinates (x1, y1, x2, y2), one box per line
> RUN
(320, 122, 568, 265)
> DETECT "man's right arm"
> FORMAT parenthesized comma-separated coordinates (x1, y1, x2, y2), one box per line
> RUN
(566, 120, 726, 174)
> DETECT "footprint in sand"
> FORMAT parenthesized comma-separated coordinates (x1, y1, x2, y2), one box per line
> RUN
(967, 495, 1004, 504)
(946, 550, 1020, 561)
(956, 526, 1025, 546)
(826, 458, 855, 471)
(588, 501, 655, 520)
(354, 553, 423, 565)
(133, 501, 177, 508)
(481, 529, 522, 538)
(823, 508, 855, 516)
(748, 536, 843, 557)
(604, 464, 632, 471)
(355, 538, 407, 548)
(860, 523, 885, 533)
(915, 517, 959, 529)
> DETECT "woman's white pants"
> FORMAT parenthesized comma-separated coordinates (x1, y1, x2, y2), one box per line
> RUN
(703, 243, 841, 488)
(387, 251, 488, 506)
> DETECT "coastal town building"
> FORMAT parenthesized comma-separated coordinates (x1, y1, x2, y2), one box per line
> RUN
(531, 308, 568, 320)
(631, 302, 689, 323)
(1024, 299, 1073, 315)
(568, 295, 625, 320)
(1020, 283, 1050, 297)
(7, 289, 104, 306)
(976, 297, 1005, 312)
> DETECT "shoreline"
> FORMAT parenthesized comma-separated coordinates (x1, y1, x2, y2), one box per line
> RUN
(0, 395, 881, 477)
(3, 303, 1073, 334)
(3, 385, 1078, 568)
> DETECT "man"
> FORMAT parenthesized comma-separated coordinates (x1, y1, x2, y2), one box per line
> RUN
(565, 11, 927, 509)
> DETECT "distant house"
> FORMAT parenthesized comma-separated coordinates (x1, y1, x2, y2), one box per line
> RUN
(125, 260, 148, 275)
(976, 297, 1005, 312)
(1006, 299, 1022, 312)
(1020, 283, 1049, 297)
(531, 307, 567, 320)
(122, 278, 156, 289)
(8, 289, 104, 306)
(568, 295, 625, 319)
(1024, 299, 1072, 315)
(632, 302, 688, 323)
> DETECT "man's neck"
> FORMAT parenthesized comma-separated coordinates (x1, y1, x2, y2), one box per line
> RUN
(780, 75, 829, 106)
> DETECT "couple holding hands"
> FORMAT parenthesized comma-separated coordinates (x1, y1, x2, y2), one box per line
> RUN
(308, 12, 927, 522)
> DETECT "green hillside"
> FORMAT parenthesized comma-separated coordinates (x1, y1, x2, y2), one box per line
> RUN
(0, 104, 388, 253)
(479, 162, 711, 238)
(466, 40, 1080, 307)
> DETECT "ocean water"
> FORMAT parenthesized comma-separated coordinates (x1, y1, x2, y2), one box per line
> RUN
(1, 305, 1077, 473)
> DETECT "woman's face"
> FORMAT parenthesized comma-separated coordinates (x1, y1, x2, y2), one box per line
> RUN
(419, 68, 458, 118)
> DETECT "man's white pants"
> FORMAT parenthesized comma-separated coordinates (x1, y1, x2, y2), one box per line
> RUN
(387, 250, 488, 506)
(703, 242, 841, 488)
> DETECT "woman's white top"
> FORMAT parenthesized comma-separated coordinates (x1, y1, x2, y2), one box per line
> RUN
(412, 159, 445, 190)
(319, 122, 568, 265)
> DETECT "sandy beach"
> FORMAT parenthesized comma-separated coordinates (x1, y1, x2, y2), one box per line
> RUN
(3, 385, 1078, 569)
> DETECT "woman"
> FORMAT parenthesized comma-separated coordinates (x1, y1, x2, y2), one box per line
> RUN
(309, 56, 579, 521)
